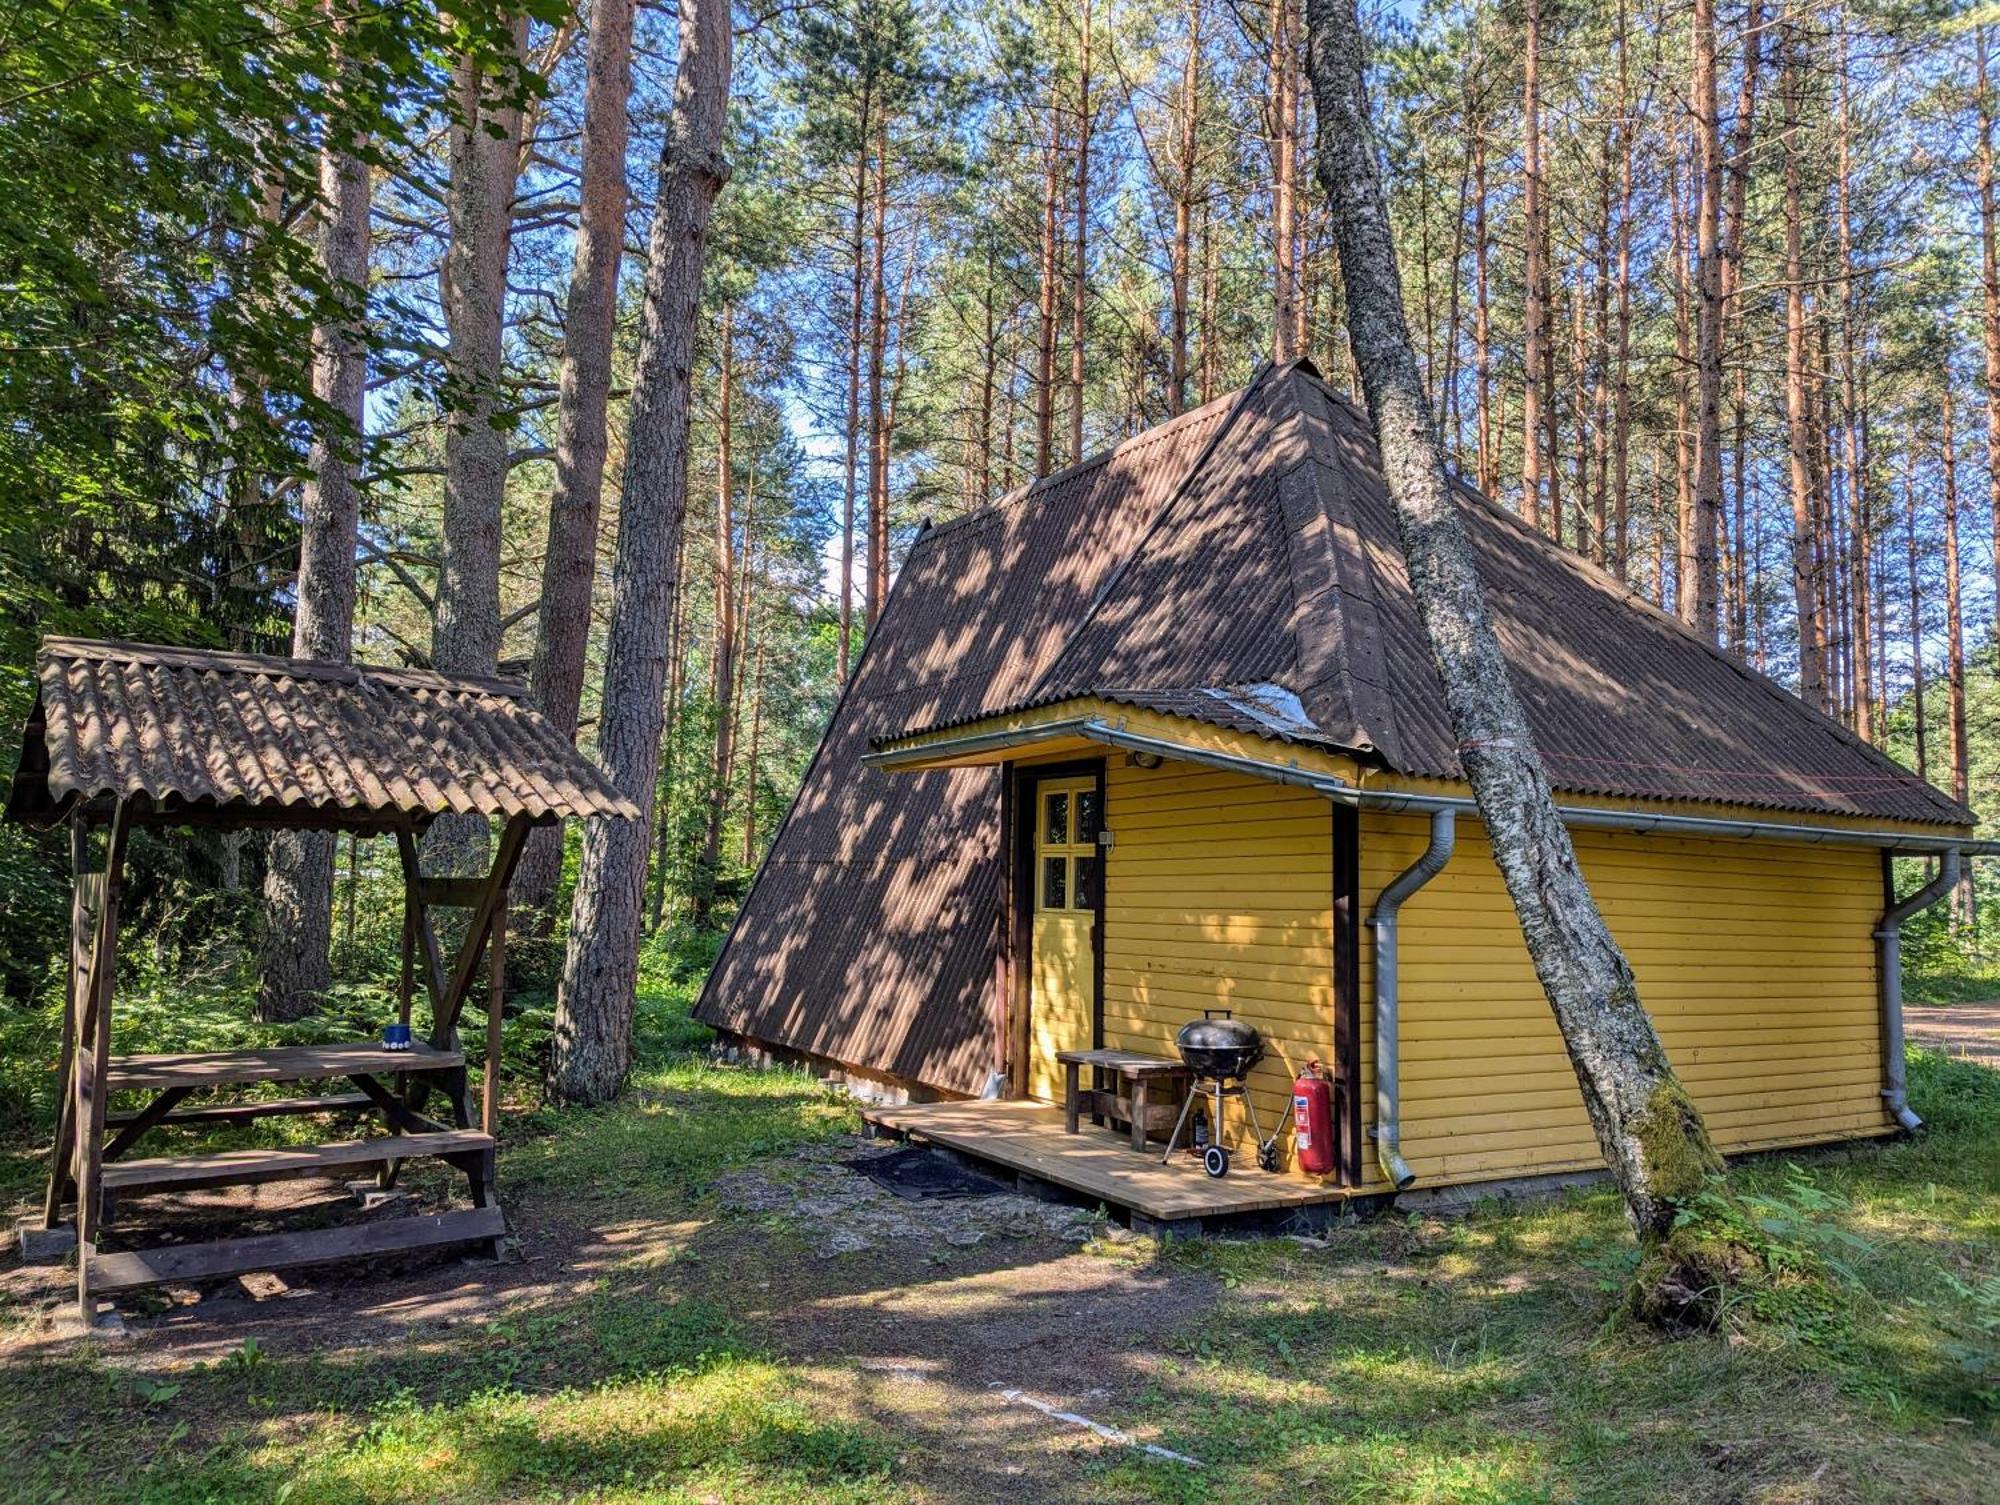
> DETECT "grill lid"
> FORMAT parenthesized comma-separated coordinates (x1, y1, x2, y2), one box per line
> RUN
(1174, 1010, 1260, 1053)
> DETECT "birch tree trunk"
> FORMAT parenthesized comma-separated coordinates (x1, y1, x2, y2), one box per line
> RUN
(1302, 0, 1725, 1305)
(258, 110, 371, 1024)
(517, 0, 637, 922)
(551, 0, 731, 1105)
(432, 16, 529, 878)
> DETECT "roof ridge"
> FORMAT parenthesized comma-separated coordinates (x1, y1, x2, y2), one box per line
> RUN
(1280, 369, 1406, 765)
(41, 637, 528, 700)
(1021, 362, 1278, 704)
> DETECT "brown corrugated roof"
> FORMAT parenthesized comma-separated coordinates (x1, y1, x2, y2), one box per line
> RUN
(884, 363, 1973, 827)
(701, 362, 1973, 1097)
(4, 637, 640, 830)
(695, 395, 1239, 1093)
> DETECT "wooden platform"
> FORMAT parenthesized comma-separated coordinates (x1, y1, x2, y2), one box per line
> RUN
(859, 1099, 1354, 1230)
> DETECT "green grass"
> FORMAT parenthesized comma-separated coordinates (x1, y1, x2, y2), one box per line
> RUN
(1906, 966, 2000, 1006)
(1, 939, 1995, 1503)
(1087, 1049, 2000, 1503)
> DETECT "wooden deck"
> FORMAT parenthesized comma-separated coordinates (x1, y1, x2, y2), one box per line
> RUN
(858, 1099, 1354, 1230)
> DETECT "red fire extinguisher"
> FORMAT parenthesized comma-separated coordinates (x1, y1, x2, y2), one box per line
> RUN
(1291, 1059, 1336, 1177)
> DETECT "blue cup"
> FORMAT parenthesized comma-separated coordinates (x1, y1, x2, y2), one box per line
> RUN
(382, 1022, 413, 1052)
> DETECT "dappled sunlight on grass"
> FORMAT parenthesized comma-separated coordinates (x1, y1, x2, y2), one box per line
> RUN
(2, 946, 1994, 1503)
(503, 1056, 857, 1212)
(1078, 1050, 2000, 1502)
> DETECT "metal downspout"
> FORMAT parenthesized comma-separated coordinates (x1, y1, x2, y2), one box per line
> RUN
(1365, 808, 1455, 1190)
(1875, 849, 1960, 1132)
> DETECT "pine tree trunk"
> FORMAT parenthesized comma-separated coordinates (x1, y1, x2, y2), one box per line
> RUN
(1473, 118, 1495, 496)
(1591, 120, 1612, 567)
(1269, 0, 1301, 364)
(1304, 0, 1724, 1300)
(1612, 0, 1634, 576)
(1169, 0, 1201, 416)
(432, 16, 530, 878)
(1035, 85, 1062, 478)
(1781, 22, 1825, 710)
(258, 110, 371, 1024)
(1722, 0, 1763, 652)
(865, 111, 891, 628)
(551, 0, 731, 1106)
(1520, 0, 1545, 532)
(1070, 0, 1092, 463)
(837, 83, 871, 682)
(1980, 30, 2000, 567)
(1834, 34, 1871, 741)
(1904, 447, 1928, 783)
(740, 639, 767, 867)
(1671, 134, 1694, 614)
(517, 0, 637, 921)
(646, 527, 692, 933)
(693, 306, 738, 929)
(979, 241, 999, 489)
(1685, 0, 1724, 637)
(1943, 381, 1972, 927)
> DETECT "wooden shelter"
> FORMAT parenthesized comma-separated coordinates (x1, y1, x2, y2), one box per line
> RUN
(5, 638, 637, 1319)
(699, 362, 1994, 1228)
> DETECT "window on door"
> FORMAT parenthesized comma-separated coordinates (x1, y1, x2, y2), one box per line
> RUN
(1035, 778, 1100, 913)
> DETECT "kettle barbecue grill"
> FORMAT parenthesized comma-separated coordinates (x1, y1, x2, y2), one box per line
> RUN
(1162, 1010, 1287, 1177)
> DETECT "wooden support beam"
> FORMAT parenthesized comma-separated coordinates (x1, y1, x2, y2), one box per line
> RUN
(485, 899, 505, 1139)
(414, 876, 488, 908)
(75, 801, 130, 1322)
(99, 1087, 191, 1163)
(43, 828, 90, 1226)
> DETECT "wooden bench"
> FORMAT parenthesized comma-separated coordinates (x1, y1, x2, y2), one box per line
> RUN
(1057, 1049, 1191, 1151)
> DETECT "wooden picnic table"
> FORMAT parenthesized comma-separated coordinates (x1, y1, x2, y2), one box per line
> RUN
(1056, 1048, 1191, 1151)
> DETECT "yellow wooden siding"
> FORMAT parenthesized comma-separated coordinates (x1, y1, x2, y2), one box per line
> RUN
(1357, 810, 1890, 1189)
(1097, 761, 1337, 1172)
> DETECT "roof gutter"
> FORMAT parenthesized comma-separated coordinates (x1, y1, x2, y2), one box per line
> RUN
(864, 717, 1995, 856)
(1874, 850, 1961, 1131)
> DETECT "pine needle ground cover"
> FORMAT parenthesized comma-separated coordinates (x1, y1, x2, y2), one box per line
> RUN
(0, 963, 1993, 1504)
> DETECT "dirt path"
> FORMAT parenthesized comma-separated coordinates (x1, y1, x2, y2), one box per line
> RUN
(1907, 1004, 2000, 1065)
(0, 1137, 1217, 1502)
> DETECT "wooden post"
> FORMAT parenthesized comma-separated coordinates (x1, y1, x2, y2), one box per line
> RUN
(42, 822, 89, 1227)
(75, 802, 130, 1323)
(485, 902, 504, 1139)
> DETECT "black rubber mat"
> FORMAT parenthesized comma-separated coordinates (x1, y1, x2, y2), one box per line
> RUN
(841, 1146, 1013, 1200)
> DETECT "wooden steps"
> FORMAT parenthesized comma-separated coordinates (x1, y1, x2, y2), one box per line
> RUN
(102, 1130, 494, 1194)
(87, 1206, 506, 1294)
(107, 1091, 374, 1130)
(106, 1041, 459, 1091)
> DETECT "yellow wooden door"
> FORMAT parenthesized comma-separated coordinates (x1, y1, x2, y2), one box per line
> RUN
(1028, 774, 1101, 1103)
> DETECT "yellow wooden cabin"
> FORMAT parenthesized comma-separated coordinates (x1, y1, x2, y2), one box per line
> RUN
(698, 364, 1984, 1216)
